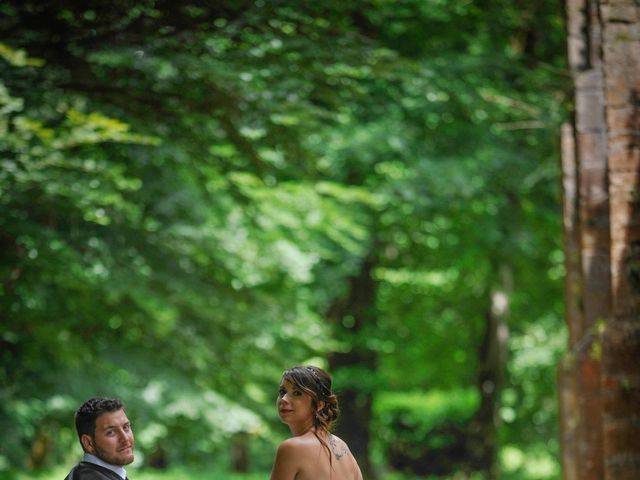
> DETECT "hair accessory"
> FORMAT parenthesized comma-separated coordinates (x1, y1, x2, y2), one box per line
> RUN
(306, 366, 331, 398)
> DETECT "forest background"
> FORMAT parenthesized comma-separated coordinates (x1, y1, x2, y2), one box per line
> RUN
(0, 1, 569, 479)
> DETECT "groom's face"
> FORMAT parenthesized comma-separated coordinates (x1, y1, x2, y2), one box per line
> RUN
(82, 409, 135, 466)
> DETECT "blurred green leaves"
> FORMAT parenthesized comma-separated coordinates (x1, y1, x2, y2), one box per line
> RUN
(1, 1, 567, 477)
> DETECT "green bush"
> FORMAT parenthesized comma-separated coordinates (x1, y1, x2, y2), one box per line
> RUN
(373, 389, 479, 476)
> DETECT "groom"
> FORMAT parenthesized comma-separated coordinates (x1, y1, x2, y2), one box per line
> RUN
(65, 397, 135, 480)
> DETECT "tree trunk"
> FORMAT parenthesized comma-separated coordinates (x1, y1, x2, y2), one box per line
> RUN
(563, 1, 611, 478)
(558, 355, 579, 480)
(599, 2, 640, 478)
(558, 122, 581, 480)
(561, 0, 640, 478)
(230, 432, 250, 473)
(28, 429, 52, 470)
(467, 266, 510, 479)
(328, 255, 378, 480)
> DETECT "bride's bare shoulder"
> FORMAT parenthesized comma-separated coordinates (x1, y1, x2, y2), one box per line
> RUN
(278, 432, 320, 453)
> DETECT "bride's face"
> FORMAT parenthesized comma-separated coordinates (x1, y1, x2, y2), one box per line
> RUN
(277, 379, 314, 425)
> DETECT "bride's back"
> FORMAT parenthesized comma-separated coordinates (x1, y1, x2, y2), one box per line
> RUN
(287, 432, 362, 480)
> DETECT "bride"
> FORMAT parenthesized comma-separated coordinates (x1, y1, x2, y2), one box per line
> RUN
(270, 366, 364, 480)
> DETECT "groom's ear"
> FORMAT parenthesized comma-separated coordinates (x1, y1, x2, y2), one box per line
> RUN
(81, 434, 96, 454)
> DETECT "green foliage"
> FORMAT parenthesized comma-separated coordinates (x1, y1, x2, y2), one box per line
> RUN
(374, 389, 479, 448)
(1, 1, 568, 478)
(501, 443, 561, 480)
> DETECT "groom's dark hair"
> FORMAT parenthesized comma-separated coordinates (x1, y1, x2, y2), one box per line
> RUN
(74, 397, 125, 444)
